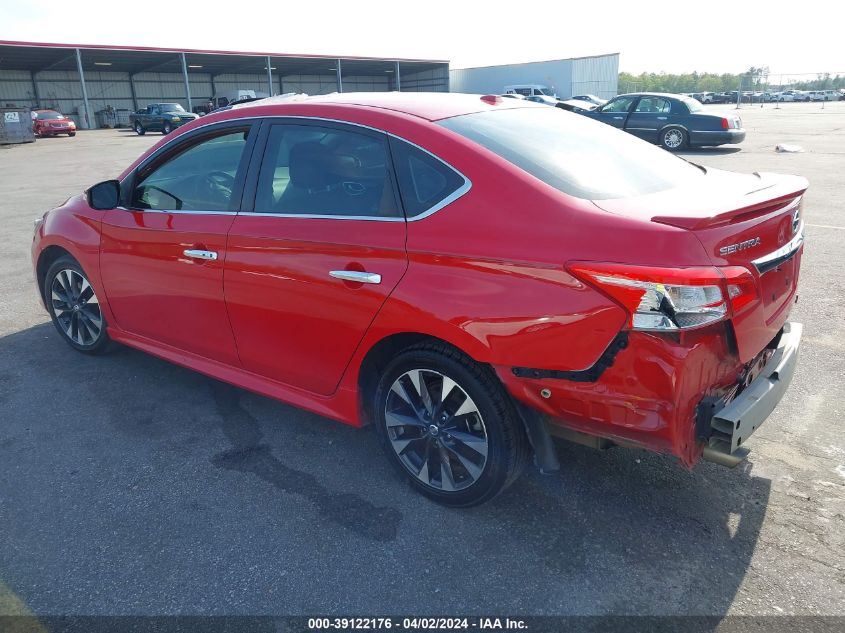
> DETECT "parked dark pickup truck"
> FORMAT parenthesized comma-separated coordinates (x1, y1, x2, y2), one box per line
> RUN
(130, 103, 199, 135)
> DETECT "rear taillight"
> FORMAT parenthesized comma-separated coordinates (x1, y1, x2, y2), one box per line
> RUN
(721, 117, 729, 130)
(568, 263, 757, 332)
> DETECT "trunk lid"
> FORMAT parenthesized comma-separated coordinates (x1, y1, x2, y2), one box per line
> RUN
(593, 169, 807, 362)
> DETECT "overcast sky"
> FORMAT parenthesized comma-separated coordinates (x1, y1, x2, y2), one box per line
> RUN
(0, 0, 840, 77)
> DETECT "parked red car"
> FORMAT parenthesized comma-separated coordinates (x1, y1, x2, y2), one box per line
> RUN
(31, 93, 804, 506)
(32, 109, 76, 137)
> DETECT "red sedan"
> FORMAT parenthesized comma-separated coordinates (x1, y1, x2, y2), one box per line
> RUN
(32, 109, 77, 137)
(31, 93, 804, 506)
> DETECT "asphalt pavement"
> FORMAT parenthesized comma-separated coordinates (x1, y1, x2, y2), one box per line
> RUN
(0, 105, 843, 620)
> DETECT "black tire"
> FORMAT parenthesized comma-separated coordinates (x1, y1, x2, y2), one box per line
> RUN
(68, 132, 76, 137)
(373, 342, 529, 507)
(660, 126, 688, 151)
(44, 255, 110, 355)
(134, 121, 145, 135)
(162, 122, 172, 135)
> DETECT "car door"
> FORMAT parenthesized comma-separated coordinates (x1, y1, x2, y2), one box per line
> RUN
(588, 96, 637, 129)
(223, 119, 409, 395)
(624, 96, 673, 143)
(99, 121, 257, 365)
(143, 105, 155, 129)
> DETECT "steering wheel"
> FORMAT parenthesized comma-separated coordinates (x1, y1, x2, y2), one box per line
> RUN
(205, 170, 235, 192)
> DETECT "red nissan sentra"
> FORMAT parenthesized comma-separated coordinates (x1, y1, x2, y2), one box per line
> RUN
(31, 93, 804, 506)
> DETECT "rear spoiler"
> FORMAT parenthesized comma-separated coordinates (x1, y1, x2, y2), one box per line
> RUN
(652, 173, 808, 230)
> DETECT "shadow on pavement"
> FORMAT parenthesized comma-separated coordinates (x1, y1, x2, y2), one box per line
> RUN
(0, 323, 771, 620)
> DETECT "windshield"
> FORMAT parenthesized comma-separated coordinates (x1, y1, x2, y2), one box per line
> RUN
(539, 88, 555, 96)
(439, 107, 703, 200)
(36, 111, 65, 120)
(160, 104, 186, 112)
(682, 97, 703, 113)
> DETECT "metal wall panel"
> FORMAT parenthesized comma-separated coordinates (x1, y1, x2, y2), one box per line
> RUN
(400, 66, 448, 92)
(449, 54, 618, 99)
(570, 54, 619, 99)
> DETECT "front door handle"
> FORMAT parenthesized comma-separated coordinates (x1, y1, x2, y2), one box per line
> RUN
(183, 249, 218, 261)
(657, 116, 668, 120)
(612, 116, 624, 120)
(329, 270, 381, 284)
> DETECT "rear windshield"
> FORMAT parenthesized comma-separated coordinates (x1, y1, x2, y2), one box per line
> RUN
(36, 111, 64, 120)
(438, 107, 703, 200)
(682, 97, 702, 113)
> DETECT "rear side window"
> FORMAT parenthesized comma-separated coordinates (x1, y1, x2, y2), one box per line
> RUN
(254, 123, 399, 218)
(389, 138, 466, 218)
(439, 107, 702, 200)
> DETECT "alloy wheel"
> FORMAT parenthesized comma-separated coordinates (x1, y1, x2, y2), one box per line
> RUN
(50, 268, 103, 346)
(384, 369, 489, 491)
(664, 129, 684, 149)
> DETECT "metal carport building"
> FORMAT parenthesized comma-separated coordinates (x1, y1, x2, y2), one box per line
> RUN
(0, 40, 450, 128)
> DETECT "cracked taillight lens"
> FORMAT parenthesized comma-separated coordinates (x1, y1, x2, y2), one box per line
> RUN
(569, 263, 757, 331)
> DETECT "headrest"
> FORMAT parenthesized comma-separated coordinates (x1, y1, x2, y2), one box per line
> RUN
(289, 141, 337, 189)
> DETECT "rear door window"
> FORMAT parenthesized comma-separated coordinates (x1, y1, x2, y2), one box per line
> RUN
(389, 138, 467, 218)
(253, 123, 400, 218)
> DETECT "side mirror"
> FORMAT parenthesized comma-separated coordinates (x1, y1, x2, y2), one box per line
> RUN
(87, 180, 121, 210)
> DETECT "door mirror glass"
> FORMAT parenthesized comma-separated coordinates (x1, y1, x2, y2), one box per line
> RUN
(87, 180, 121, 210)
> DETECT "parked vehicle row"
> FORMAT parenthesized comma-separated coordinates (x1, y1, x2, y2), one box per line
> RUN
(32, 92, 802, 506)
(689, 89, 844, 104)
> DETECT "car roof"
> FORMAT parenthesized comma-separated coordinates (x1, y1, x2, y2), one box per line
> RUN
(229, 92, 538, 121)
(617, 92, 686, 99)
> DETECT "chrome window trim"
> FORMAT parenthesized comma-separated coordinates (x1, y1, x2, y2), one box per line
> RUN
(115, 206, 237, 216)
(751, 223, 804, 274)
(120, 114, 472, 222)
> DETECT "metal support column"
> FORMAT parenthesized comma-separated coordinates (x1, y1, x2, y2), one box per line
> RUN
(336, 59, 343, 93)
(30, 71, 41, 108)
(395, 61, 401, 92)
(128, 73, 139, 112)
(74, 48, 93, 129)
(180, 53, 192, 112)
(266, 56, 274, 96)
(211, 74, 218, 101)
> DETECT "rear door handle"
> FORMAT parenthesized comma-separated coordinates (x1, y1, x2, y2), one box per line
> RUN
(657, 116, 668, 120)
(612, 116, 624, 120)
(329, 270, 381, 284)
(183, 249, 218, 261)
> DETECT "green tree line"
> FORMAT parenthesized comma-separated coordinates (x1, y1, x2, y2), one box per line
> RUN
(618, 68, 845, 94)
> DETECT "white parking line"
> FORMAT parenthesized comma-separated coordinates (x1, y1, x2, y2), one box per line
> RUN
(806, 223, 845, 230)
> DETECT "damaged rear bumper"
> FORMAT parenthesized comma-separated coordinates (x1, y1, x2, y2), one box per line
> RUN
(701, 322, 802, 467)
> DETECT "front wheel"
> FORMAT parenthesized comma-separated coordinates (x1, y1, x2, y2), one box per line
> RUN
(660, 127, 688, 151)
(162, 122, 173, 134)
(68, 132, 76, 137)
(44, 256, 110, 354)
(134, 122, 145, 135)
(373, 343, 529, 507)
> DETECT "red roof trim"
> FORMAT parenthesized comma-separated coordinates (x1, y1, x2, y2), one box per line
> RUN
(0, 40, 449, 64)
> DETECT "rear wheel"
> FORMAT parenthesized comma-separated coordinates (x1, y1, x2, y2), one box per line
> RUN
(44, 256, 110, 355)
(374, 343, 529, 507)
(660, 126, 688, 151)
(134, 121, 145, 135)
